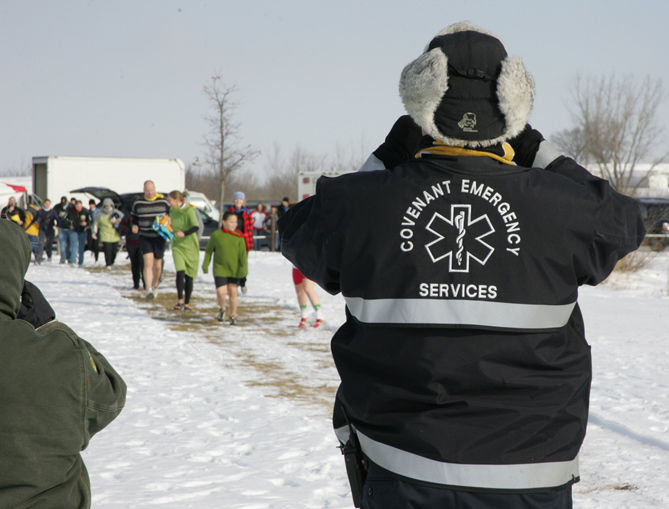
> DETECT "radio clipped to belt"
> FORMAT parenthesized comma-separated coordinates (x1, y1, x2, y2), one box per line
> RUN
(339, 407, 368, 508)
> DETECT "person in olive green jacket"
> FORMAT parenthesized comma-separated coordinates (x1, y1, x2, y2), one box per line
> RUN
(168, 191, 200, 311)
(0, 218, 127, 509)
(94, 198, 124, 268)
(202, 210, 248, 325)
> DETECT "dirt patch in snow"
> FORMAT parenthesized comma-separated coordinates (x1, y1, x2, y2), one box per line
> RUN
(90, 264, 338, 415)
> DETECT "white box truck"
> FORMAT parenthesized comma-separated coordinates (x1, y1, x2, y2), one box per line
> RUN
(0, 176, 33, 208)
(32, 156, 186, 203)
(297, 169, 353, 201)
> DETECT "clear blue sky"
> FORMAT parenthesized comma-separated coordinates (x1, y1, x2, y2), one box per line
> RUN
(1, 0, 667, 177)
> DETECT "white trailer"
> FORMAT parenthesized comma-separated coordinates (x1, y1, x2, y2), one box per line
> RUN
(32, 156, 186, 203)
(297, 169, 353, 201)
(0, 176, 33, 208)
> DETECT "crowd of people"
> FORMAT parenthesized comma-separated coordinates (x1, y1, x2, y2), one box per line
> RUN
(225, 192, 290, 254)
(2, 185, 320, 329)
(0, 184, 315, 508)
(1, 195, 124, 268)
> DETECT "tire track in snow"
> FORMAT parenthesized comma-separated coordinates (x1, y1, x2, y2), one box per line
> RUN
(588, 412, 669, 451)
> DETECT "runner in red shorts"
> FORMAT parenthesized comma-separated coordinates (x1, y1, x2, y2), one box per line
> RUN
(292, 267, 323, 328)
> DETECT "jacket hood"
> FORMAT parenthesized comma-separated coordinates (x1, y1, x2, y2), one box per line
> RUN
(0, 219, 32, 319)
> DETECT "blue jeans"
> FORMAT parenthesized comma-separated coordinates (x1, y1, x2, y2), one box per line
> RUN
(66, 229, 80, 264)
(27, 234, 40, 261)
(59, 228, 71, 263)
(75, 231, 87, 265)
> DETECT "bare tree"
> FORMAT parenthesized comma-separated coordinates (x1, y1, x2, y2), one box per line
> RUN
(568, 73, 667, 195)
(186, 158, 262, 206)
(550, 127, 589, 164)
(0, 157, 32, 176)
(263, 144, 327, 202)
(202, 75, 259, 223)
(185, 161, 210, 193)
(225, 171, 262, 201)
(332, 135, 371, 174)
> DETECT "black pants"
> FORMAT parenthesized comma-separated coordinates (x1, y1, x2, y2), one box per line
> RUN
(176, 271, 194, 304)
(102, 242, 119, 267)
(126, 244, 144, 289)
(360, 461, 572, 509)
(42, 229, 55, 260)
(87, 230, 100, 261)
(38, 228, 56, 260)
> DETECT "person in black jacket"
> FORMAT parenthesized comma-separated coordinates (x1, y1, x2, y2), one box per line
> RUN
(68, 200, 91, 266)
(35, 199, 58, 262)
(279, 21, 645, 509)
(1, 196, 26, 225)
(54, 196, 73, 264)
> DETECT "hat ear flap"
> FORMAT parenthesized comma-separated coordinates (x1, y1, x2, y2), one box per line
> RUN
(399, 48, 449, 141)
(497, 56, 535, 140)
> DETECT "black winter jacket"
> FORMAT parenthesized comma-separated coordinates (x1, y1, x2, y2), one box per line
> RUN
(68, 207, 91, 233)
(279, 154, 644, 492)
(55, 202, 72, 229)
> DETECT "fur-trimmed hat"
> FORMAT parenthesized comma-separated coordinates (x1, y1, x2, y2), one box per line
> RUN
(399, 21, 534, 148)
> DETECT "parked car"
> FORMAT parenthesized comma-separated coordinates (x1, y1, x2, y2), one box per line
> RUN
(185, 190, 219, 221)
(637, 197, 669, 251)
(71, 187, 220, 249)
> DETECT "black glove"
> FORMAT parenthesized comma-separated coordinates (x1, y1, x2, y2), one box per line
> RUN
(373, 115, 423, 170)
(18, 280, 56, 328)
(507, 124, 545, 168)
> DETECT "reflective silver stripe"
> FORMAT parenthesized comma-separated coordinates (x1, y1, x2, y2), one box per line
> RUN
(344, 297, 576, 329)
(357, 153, 387, 172)
(335, 425, 350, 444)
(335, 426, 579, 490)
(532, 140, 563, 169)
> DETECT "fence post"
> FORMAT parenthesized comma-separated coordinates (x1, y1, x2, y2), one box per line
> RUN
(270, 222, 277, 252)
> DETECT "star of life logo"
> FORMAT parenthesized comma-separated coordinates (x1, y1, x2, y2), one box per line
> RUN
(424, 204, 495, 272)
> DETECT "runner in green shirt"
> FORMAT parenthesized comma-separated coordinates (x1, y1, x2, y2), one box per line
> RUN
(202, 211, 248, 325)
(168, 191, 201, 311)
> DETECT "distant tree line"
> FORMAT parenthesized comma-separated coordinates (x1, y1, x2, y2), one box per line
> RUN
(185, 140, 368, 205)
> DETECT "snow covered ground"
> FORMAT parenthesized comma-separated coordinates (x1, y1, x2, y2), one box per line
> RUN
(25, 248, 669, 508)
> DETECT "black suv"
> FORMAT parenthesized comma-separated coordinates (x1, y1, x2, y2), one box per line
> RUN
(637, 197, 669, 251)
(71, 187, 220, 249)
